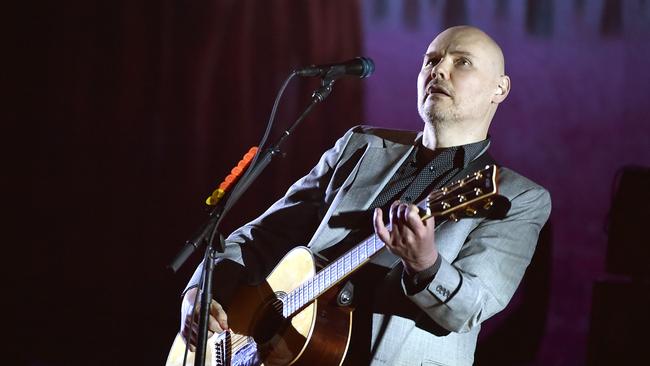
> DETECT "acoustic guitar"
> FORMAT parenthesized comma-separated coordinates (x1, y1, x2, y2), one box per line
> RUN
(166, 165, 500, 366)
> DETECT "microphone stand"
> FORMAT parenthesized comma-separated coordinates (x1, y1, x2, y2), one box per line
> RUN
(168, 75, 338, 366)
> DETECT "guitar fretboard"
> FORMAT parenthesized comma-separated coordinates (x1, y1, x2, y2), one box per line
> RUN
(280, 164, 497, 319)
(282, 233, 386, 318)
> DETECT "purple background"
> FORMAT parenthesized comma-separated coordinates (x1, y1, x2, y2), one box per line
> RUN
(18, 1, 650, 365)
(361, 1, 650, 365)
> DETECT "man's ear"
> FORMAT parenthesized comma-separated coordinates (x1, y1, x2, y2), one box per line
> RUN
(492, 75, 511, 103)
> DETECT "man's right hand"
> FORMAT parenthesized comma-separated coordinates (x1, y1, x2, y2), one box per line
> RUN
(180, 287, 229, 351)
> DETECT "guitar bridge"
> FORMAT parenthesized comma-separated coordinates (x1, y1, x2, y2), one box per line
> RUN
(214, 331, 231, 366)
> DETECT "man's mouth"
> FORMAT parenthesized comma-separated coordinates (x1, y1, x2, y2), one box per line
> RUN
(426, 83, 451, 97)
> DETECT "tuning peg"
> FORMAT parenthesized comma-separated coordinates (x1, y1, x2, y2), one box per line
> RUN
(483, 199, 494, 210)
(449, 213, 460, 222)
(465, 207, 477, 216)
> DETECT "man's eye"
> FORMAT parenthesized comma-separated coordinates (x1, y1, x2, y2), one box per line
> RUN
(424, 58, 439, 67)
(456, 58, 471, 67)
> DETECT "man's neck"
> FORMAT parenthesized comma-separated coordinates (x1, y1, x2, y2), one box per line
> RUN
(422, 121, 488, 150)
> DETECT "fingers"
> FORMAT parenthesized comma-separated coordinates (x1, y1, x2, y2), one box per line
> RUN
(389, 201, 423, 236)
(375, 201, 439, 273)
(373, 208, 390, 243)
(376, 202, 421, 243)
(182, 316, 198, 349)
(211, 300, 229, 331)
(181, 299, 228, 351)
(182, 314, 220, 349)
(402, 203, 425, 233)
(389, 201, 401, 225)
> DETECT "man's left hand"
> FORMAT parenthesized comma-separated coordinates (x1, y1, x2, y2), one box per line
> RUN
(373, 201, 438, 273)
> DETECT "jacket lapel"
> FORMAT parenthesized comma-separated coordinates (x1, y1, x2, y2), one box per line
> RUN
(307, 141, 415, 253)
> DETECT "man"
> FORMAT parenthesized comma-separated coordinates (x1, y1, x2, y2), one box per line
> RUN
(178, 25, 551, 365)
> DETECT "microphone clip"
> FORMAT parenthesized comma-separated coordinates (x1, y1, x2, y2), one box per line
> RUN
(312, 78, 336, 102)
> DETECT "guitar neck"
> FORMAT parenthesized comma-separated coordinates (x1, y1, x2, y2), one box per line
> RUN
(281, 164, 498, 318)
(282, 233, 386, 318)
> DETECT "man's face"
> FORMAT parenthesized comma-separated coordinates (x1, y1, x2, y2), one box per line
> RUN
(417, 27, 503, 126)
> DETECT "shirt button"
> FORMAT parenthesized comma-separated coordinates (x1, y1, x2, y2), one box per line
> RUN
(429, 166, 435, 171)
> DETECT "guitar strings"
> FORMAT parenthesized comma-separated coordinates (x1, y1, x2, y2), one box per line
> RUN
(220, 170, 492, 358)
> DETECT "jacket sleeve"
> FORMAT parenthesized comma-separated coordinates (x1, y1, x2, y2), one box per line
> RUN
(184, 127, 358, 293)
(403, 178, 552, 333)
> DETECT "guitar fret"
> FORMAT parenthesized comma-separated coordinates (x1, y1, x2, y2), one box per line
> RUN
(288, 291, 292, 315)
(317, 274, 322, 294)
(307, 279, 313, 302)
(303, 282, 308, 306)
(288, 293, 292, 316)
(314, 276, 318, 298)
(282, 291, 293, 318)
(297, 285, 302, 308)
(324, 266, 330, 287)
(300, 284, 305, 307)
(285, 295, 289, 317)
(294, 290, 298, 313)
(304, 279, 309, 303)
(302, 280, 311, 306)
(337, 259, 342, 279)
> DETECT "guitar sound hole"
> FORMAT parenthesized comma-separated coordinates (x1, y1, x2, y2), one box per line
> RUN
(252, 292, 286, 344)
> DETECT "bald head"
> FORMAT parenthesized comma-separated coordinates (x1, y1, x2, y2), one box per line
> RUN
(434, 26, 506, 76)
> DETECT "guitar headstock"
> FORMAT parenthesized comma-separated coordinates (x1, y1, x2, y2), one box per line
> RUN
(422, 165, 499, 222)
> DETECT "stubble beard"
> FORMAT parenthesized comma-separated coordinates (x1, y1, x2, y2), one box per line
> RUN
(419, 98, 460, 129)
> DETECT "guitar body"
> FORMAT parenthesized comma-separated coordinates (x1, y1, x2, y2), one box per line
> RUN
(166, 247, 353, 366)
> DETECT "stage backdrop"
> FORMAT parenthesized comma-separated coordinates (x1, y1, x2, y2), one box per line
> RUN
(360, 1, 650, 365)
(24, 1, 363, 365)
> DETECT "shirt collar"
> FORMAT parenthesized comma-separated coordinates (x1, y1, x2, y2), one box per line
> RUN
(413, 136, 491, 168)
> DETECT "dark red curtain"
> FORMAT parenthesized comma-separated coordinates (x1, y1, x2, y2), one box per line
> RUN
(22, 1, 364, 364)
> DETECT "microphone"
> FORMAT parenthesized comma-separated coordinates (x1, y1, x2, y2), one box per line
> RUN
(296, 57, 375, 79)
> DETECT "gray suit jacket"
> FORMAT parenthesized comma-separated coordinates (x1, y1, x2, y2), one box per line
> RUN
(186, 125, 551, 366)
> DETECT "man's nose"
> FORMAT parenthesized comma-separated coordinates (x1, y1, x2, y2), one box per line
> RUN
(431, 59, 448, 80)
